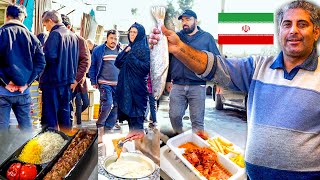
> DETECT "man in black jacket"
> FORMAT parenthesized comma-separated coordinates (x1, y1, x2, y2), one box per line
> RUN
(0, 4, 46, 131)
(165, 10, 220, 134)
(39, 10, 79, 130)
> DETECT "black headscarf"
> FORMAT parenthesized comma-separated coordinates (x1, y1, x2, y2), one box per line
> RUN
(128, 22, 147, 45)
(115, 22, 150, 118)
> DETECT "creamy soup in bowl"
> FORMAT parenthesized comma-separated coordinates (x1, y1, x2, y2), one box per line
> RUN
(103, 152, 156, 179)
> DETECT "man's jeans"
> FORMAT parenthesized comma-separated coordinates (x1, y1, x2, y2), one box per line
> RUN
(0, 94, 32, 130)
(118, 109, 144, 130)
(41, 85, 71, 129)
(148, 93, 157, 123)
(71, 91, 89, 124)
(96, 84, 117, 129)
(169, 84, 206, 133)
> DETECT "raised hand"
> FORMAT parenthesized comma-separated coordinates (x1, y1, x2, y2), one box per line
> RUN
(149, 25, 182, 55)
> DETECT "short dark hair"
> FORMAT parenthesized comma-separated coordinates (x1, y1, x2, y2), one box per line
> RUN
(42, 10, 62, 23)
(277, 0, 320, 29)
(61, 14, 71, 27)
(107, 29, 118, 38)
(276, 0, 320, 47)
(6, 4, 27, 21)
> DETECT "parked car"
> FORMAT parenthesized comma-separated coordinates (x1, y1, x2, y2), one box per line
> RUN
(212, 85, 247, 110)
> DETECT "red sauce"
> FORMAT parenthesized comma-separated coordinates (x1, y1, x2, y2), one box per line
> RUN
(179, 142, 199, 149)
(210, 163, 231, 180)
(180, 142, 231, 180)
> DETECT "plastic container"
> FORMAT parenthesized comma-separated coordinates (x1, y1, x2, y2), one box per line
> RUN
(166, 130, 246, 180)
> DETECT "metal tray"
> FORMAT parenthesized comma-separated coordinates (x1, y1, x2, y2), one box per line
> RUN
(42, 128, 97, 180)
(0, 127, 72, 180)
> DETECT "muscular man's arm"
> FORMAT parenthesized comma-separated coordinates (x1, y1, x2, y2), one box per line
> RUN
(173, 42, 208, 74)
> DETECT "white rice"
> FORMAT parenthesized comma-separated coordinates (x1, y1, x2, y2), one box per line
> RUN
(35, 132, 67, 164)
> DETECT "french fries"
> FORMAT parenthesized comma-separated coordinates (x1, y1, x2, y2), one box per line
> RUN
(230, 154, 245, 168)
(217, 137, 233, 146)
(207, 136, 240, 155)
(207, 139, 219, 152)
(207, 136, 244, 168)
(225, 147, 240, 155)
(214, 138, 224, 153)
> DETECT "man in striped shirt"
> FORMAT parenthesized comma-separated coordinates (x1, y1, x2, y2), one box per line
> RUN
(89, 30, 121, 143)
(150, 0, 319, 179)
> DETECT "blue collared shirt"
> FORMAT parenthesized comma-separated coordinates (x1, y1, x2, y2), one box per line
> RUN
(270, 49, 318, 80)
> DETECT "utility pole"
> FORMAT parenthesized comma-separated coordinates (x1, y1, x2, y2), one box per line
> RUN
(219, 0, 225, 55)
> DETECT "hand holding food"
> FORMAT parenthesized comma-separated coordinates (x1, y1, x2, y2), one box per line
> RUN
(125, 130, 145, 141)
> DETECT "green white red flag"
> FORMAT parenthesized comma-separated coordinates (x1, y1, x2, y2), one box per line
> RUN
(218, 13, 274, 45)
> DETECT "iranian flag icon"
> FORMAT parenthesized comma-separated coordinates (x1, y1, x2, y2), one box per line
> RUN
(218, 13, 274, 45)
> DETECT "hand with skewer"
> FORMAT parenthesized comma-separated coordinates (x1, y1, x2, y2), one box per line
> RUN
(125, 130, 145, 141)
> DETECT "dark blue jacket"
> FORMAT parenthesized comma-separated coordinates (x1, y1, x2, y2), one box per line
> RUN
(89, 43, 121, 85)
(39, 23, 79, 88)
(167, 26, 220, 85)
(0, 20, 45, 87)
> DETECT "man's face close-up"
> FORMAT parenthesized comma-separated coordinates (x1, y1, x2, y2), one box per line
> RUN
(106, 33, 119, 49)
(181, 16, 197, 34)
(279, 8, 320, 58)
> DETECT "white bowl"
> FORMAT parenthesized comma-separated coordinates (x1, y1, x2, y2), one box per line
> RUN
(103, 152, 156, 179)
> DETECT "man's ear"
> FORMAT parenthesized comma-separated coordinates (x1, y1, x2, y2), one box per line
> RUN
(314, 26, 320, 42)
(20, 17, 25, 23)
